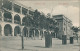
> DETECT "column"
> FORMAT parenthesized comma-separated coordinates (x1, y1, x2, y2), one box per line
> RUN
(27, 28, 30, 38)
(33, 30, 35, 40)
(21, 18, 22, 25)
(43, 31, 44, 38)
(12, 14, 14, 23)
(20, 26, 23, 36)
(12, 27, 14, 36)
(1, 12, 4, 22)
(12, 2, 14, 11)
(20, 7, 22, 14)
(2, 24, 4, 36)
(38, 30, 40, 39)
(55, 33, 56, 38)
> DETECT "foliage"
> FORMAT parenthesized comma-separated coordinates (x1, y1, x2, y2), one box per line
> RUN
(71, 26, 80, 33)
(23, 9, 58, 31)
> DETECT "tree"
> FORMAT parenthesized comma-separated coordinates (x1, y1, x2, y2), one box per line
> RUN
(38, 14, 46, 29)
(33, 9, 40, 28)
(71, 26, 79, 42)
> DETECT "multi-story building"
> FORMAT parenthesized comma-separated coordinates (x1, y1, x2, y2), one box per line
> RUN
(0, 0, 55, 40)
(53, 15, 73, 39)
(0, 0, 73, 40)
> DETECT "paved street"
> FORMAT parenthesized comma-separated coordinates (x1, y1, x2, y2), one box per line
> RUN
(0, 36, 79, 51)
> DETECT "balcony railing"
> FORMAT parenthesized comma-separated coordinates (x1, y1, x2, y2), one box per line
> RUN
(14, 20, 20, 24)
(4, 18, 12, 22)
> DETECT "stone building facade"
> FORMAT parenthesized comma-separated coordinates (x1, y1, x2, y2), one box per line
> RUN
(53, 15, 73, 39)
(0, 0, 54, 39)
(0, 0, 73, 39)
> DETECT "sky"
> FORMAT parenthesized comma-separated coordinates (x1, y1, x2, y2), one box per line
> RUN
(16, 0, 80, 27)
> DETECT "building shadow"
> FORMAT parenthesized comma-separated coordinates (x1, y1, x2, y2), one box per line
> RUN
(34, 46, 45, 48)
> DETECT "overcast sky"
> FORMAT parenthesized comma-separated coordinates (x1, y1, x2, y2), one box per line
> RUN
(17, 0, 79, 27)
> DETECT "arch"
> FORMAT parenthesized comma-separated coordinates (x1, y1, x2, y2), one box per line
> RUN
(35, 29, 39, 37)
(14, 14, 21, 24)
(22, 27, 28, 37)
(4, 24, 12, 36)
(40, 30, 43, 37)
(4, 12, 12, 22)
(14, 26, 21, 36)
(29, 28, 34, 37)
(22, 17, 26, 25)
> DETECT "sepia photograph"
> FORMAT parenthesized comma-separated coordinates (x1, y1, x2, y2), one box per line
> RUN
(0, 0, 80, 51)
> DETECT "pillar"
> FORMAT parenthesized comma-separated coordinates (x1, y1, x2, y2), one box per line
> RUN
(12, 2, 14, 11)
(20, 26, 24, 50)
(27, 28, 30, 38)
(33, 30, 35, 40)
(20, 7, 22, 14)
(55, 33, 56, 38)
(20, 26, 24, 36)
(2, 24, 4, 36)
(43, 31, 44, 38)
(21, 18, 22, 25)
(38, 30, 40, 39)
(12, 26, 14, 36)
(1, 12, 4, 22)
(12, 14, 14, 23)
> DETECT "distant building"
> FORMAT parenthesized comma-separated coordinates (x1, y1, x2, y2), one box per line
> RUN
(53, 15, 73, 39)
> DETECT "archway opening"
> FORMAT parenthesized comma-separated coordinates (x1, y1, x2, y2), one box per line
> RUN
(22, 27, 28, 37)
(4, 24, 12, 36)
(40, 30, 43, 38)
(22, 17, 26, 25)
(14, 26, 21, 36)
(29, 28, 34, 37)
(14, 14, 21, 24)
(35, 29, 39, 37)
(4, 12, 12, 22)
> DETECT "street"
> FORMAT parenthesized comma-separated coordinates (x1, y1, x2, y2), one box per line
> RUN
(0, 36, 79, 51)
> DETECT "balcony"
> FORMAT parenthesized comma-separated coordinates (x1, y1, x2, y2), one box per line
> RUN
(4, 18, 12, 22)
(14, 20, 20, 24)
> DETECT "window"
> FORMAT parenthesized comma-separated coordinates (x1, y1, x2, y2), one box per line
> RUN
(14, 4, 21, 13)
(3, 0, 12, 10)
(29, 10, 34, 15)
(22, 7, 28, 15)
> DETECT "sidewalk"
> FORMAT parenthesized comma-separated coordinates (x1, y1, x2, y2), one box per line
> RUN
(0, 37, 79, 51)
